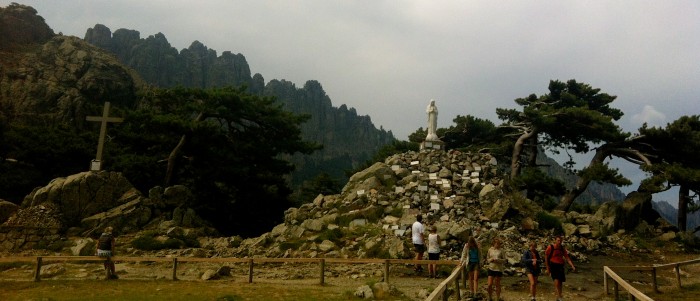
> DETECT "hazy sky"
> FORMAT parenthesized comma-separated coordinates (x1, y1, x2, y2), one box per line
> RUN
(4, 1, 699, 205)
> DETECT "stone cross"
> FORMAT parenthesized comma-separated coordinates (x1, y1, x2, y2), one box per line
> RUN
(86, 102, 123, 171)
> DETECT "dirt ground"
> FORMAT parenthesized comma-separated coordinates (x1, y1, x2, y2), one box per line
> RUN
(1, 250, 698, 300)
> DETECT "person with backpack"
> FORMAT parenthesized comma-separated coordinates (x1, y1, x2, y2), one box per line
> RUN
(460, 236, 481, 299)
(522, 240, 542, 301)
(96, 226, 118, 279)
(545, 236, 576, 301)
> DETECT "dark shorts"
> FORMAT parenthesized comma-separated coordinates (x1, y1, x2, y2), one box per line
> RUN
(550, 263, 566, 282)
(428, 252, 440, 260)
(414, 244, 426, 253)
(487, 269, 503, 277)
(526, 267, 541, 277)
(467, 262, 479, 272)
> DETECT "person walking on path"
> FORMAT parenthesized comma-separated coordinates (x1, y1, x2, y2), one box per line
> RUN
(411, 214, 425, 273)
(545, 236, 576, 301)
(522, 240, 542, 301)
(427, 225, 441, 278)
(96, 226, 118, 279)
(460, 236, 481, 298)
(486, 237, 506, 301)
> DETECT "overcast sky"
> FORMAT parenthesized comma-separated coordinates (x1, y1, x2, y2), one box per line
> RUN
(4, 1, 699, 206)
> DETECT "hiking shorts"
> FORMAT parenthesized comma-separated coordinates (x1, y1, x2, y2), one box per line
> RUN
(550, 263, 566, 282)
(467, 262, 479, 272)
(428, 252, 440, 260)
(487, 269, 503, 277)
(414, 244, 426, 253)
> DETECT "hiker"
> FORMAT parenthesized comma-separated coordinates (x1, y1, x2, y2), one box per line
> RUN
(486, 237, 505, 301)
(545, 236, 576, 301)
(411, 214, 425, 273)
(427, 225, 441, 278)
(460, 236, 481, 298)
(522, 240, 542, 301)
(96, 226, 118, 279)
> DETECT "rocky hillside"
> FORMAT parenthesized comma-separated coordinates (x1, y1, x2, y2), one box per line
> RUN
(83, 24, 395, 186)
(0, 4, 144, 128)
(3, 148, 692, 283)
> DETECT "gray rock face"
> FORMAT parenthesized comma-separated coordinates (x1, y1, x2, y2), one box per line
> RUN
(0, 200, 19, 224)
(22, 171, 139, 227)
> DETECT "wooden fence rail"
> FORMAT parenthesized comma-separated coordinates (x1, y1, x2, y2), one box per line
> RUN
(0, 255, 460, 285)
(426, 265, 463, 301)
(603, 257, 700, 301)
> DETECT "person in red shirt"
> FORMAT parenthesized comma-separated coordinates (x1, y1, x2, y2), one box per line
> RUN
(545, 236, 575, 301)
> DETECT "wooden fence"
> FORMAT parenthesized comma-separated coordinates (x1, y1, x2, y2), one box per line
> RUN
(425, 264, 464, 301)
(0, 255, 460, 285)
(603, 257, 700, 301)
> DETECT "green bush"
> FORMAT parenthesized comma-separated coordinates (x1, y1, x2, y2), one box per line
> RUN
(536, 211, 563, 233)
(315, 228, 344, 244)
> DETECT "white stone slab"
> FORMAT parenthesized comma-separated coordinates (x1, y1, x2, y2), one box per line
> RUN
(429, 173, 437, 180)
(403, 205, 411, 209)
(391, 164, 400, 170)
(411, 160, 419, 165)
(471, 178, 480, 183)
(395, 229, 406, 236)
(430, 195, 438, 200)
(392, 225, 399, 230)
(395, 187, 404, 193)
(430, 203, 440, 210)
(383, 224, 390, 230)
(412, 170, 420, 174)
(442, 182, 450, 188)
(435, 180, 442, 185)
(471, 172, 480, 177)
(357, 190, 365, 195)
(418, 185, 428, 191)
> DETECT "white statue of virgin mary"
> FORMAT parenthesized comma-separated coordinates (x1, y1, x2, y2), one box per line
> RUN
(425, 99, 439, 141)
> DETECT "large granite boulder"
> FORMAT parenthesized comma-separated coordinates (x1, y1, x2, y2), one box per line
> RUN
(22, 171, 141, 227)
(0, 3, 54, 50)
(0, 200, 19, 224)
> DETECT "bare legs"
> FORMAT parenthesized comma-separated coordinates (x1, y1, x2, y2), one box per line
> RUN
(468, 269, 479, 296)
(527, 273, 538, 299)
(487, 275, 501, 301)
(554, 279, 563, 299)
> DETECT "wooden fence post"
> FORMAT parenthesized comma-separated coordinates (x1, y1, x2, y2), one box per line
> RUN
(33, 257, 42, 282)
(614, 281, 619, 300)
(675, 264, 682, 289)
(384, 260, 390, 284)
(248, 259, 254, 283)
(460, 265, 466, 288)
(454, 272, 461, 300)
(604, 269, 608, 295)
(319, 259, 325, 285)
(651, 267, 657, 292)
(172, 258, 178, 280)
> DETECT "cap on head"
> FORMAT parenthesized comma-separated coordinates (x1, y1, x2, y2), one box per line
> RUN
(104, 226, 113, 234)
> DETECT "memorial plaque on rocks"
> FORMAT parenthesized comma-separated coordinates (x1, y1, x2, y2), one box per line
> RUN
(391, 165, 400, 171)
(411, 160, 419, 166)
(412, 170, 420, 174)
(418, 185, 428, 191)
(429, 173, 437, 180)
(430, 203, 440, 210)
(357, 190, 365, 195)
(471, 171, 480, 178)
(430, 195, 438, 200)
(395, 187, 404, 193)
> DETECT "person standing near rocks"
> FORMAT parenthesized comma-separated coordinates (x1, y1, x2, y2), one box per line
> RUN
(411, 214, 426, 273)
(427, 225, 441, 278)
(522, 240, 542, 301)
(96, 226, 117, 279)
(545, 236, 576, 301)
(486, 237, 505, 301)
(460, 236, 481, 298)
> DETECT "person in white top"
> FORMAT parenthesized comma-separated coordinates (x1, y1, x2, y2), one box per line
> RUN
(487, 237, 506, 301)
(427, 225, 441, 278)
(411, 214, 425, 273)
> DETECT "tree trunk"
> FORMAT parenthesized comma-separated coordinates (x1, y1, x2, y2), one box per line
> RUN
(164, 112, 205, 187)
(510, 129, 537, 179)
(678, 184, 689, 231)
(556, 148, 608, 211)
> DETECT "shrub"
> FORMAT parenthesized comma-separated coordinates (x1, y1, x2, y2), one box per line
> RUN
(536, 211, 563, 233)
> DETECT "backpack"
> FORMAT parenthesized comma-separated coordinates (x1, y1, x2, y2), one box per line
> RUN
(546, 244, 565, 266)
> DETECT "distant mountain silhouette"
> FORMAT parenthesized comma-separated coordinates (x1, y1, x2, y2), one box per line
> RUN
(84, 24, 395, 190)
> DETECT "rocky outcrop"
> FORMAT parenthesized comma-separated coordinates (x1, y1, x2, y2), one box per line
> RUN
(0, 35, 143, 127)
(0, 200, 19, 224)
(0, 3, 53, 50)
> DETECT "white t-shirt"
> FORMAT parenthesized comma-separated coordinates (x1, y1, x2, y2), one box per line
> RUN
(428, 233, 440, 253)
(412, 221, 425, 245)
